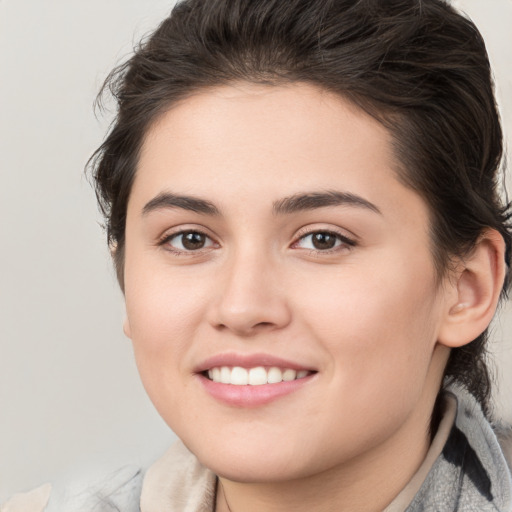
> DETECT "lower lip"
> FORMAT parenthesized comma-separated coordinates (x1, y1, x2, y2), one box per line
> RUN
(197, 374, 314, 407)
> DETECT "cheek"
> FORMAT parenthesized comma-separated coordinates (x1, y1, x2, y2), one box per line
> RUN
(123, 259, 209, 402)
(294, 252, 440, 384)
(291, 267, 440, 451)
(126, 290, 200, 422)
(125, 251, 207, 343)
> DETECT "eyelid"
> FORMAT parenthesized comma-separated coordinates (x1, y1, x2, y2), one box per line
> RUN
(291, 225, 357, 252)
(155, 224, 357, 255)
(157, 225, 219, 254)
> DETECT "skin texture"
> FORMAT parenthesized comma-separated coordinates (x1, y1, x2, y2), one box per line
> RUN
(123, 83, 504, 512)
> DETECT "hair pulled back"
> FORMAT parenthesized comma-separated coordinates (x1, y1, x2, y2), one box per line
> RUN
(89, 0, 511, 415)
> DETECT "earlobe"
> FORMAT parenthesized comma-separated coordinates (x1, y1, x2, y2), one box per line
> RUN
(123, 317, 132, 339)
(438, 229, 506, 348)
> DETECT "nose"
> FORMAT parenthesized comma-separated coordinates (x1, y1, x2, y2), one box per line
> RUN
(208, 251, 291, 337)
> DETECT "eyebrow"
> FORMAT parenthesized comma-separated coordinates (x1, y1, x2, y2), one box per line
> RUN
(142, 192, 220, 216)
(142, 189, 381, 217)
(272, 190, 381, 215)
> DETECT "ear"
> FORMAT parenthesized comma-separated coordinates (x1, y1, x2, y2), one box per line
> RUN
(438, 229, 506, 348)
(123, 316, 132, 339)
(109, 242, 126, 293)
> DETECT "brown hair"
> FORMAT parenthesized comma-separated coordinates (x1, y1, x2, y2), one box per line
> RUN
(89, 0, 511, 415)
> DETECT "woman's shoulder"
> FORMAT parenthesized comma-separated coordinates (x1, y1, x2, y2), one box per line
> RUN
(0, 441, 215, 512)
(0, 483, 52, 512)
(409, 384, 512, 512)
(495, 424, 512, 470)
(1, 465, 143, 512)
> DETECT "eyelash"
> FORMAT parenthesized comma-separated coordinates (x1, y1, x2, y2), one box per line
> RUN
(292, 228, 356, 254)
(158, 228, 356, 255)
(158, 229, 217, 256)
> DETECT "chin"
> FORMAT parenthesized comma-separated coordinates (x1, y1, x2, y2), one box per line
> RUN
(182, 433, 314, 483)
(204, 454, 308, 484)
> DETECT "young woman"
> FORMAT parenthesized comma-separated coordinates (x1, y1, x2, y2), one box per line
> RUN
(3, 0, 511, 510)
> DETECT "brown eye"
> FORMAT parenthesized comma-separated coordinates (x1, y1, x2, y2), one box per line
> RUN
(311, 232, 337, 250)
(166, 231, 214, 252)
(295, 231, 355, 252)
(182, 232, 206, 250)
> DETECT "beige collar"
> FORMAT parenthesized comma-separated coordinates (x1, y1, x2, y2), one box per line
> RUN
(140, 441, 216, 512)
(383, 394, 457, 511)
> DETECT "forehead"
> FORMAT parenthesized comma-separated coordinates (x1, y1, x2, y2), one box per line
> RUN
(141, 82, 391, 162)
(132, 82, 429, 230)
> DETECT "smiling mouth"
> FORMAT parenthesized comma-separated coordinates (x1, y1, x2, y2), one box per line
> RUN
(204, 366, 315, 385)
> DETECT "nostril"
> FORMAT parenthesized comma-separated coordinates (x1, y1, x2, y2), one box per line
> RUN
(255, 321, 274, 328)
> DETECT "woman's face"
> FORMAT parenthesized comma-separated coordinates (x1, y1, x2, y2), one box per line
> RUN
(123, 83, 453, 481)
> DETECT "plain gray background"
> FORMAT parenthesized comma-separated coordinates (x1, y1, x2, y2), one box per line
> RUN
(0, 0, 511, 501)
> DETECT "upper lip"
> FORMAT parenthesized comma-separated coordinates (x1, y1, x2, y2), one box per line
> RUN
(195, 353, 316, 373)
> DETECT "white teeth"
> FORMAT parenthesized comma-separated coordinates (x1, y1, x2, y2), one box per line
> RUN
(267, 367, 283, 384)
(220, 366, 231, 384)
(231, 367, 248, 385)
(248, 367, 267, 385)
(207, 366, 311, 385)
(282, 369, 297, 382)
